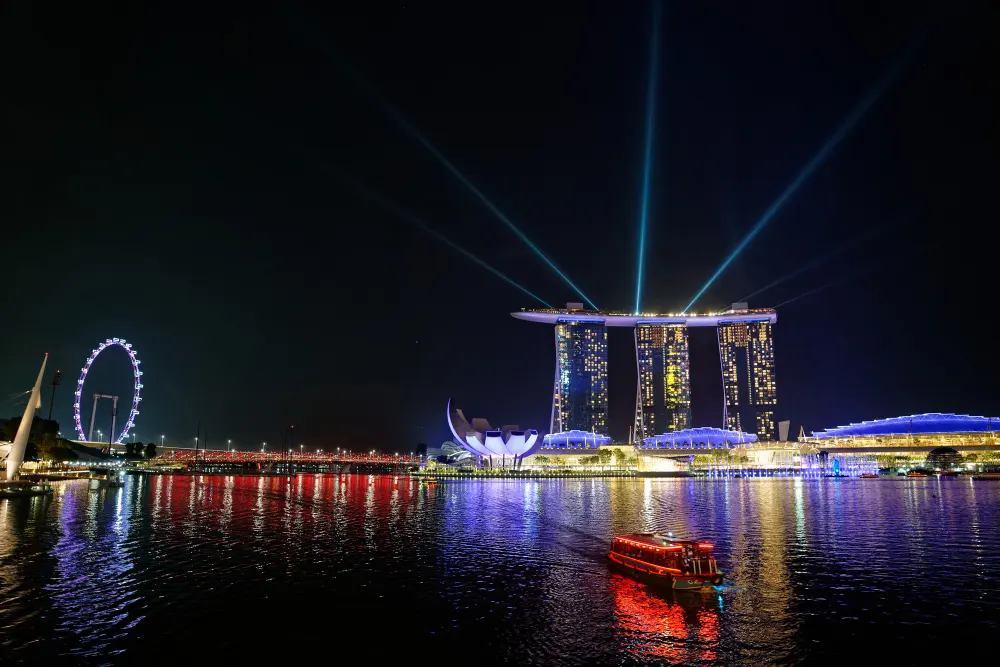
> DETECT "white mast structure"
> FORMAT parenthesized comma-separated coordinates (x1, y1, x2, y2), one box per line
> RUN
(6, 353, 49, 481)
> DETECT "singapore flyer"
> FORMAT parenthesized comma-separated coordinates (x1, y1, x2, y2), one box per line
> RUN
(72, 337, 144, 444)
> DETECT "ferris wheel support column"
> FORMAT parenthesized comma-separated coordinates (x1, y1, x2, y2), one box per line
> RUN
(89, 393, 100, 442)
(110, 396, 118, 447)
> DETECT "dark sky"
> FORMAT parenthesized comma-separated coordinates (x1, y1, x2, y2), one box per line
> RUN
(2, 1, 997, 451)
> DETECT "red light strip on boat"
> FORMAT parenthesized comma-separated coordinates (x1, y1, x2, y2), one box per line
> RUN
(614, 537, 682, 551)
(697, 543, 714, 550)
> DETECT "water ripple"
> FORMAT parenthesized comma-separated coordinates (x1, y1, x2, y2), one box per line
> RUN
(1, 476, 999, 663)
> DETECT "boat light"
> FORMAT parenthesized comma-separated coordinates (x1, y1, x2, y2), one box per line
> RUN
(697, 543, 714, 550)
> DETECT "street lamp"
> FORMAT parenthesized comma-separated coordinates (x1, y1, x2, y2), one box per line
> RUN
(97, 429, 103, 442)
(160, 434, 165, 447)
(262, 441, 267, 453)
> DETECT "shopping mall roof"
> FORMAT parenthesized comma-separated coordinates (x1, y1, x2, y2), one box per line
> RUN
(811, 413, 1000, 439)
(542, 430, 612, 449)
(638, 427, 758, 449)
(511, 302, 776, 327)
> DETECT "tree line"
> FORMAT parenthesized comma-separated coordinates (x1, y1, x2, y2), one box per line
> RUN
(1, 415, 157, 461)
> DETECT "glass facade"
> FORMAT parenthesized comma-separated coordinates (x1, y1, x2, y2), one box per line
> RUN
(718, 321, 777, 441)
(553, 320, 608, 435)
(634, 324, 691, 441)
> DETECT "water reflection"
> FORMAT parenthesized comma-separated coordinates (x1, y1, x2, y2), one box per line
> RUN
(2, 476, 1000, 664)
(611, 574, 721, 663)
(45, 482, 142, 659)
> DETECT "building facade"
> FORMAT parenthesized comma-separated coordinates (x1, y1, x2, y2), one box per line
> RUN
(718, 319, 777, 440)
(634, 324, 691, 441)
(513, 303, 776, 441)
(552, 319, 608, 435)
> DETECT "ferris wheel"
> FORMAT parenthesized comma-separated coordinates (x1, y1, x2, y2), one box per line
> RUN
(72, 338, 143, 444)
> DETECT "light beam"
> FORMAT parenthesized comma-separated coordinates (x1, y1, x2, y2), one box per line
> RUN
(634, 0, 662, 315)
(684, 43, 918, 312)
(774, 272, 868, 309)
(330, 167, 553, 308)
(289, 17, 596, 309)
(738, 223, 890, 302)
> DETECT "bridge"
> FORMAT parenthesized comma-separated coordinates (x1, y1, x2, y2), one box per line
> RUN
(154, 448, 422, 466)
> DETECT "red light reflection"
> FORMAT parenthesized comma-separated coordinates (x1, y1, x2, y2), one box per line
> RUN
(610, 573, 720, 663)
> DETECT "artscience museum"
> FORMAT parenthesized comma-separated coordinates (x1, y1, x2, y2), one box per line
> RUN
(447, 399, 542, 468)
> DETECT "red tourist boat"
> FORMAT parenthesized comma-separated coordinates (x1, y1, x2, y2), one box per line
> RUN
(608, 533, 723, 591)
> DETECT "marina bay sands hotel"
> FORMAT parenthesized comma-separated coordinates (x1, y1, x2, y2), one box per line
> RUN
(511, 303, 778, 442)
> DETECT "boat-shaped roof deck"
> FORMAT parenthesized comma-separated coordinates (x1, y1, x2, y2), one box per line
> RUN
(614, 533, 714, 550)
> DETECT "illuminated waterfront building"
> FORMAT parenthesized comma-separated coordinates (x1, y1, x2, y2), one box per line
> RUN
(718, 311, 776, 440)
(804, 413, 1000, 447)
(637, 426, 756, 449)
(552, 308, 609, 434)
(718, 312, 777, 440)
(634, 324, 691, 441)
(513, 303, 777, 441)
(542, 430, 611, 449)
(446, 400, 541, 467)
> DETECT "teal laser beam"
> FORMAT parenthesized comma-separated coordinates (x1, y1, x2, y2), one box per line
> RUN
(684, 43, 919, 312)
(634, 0, 662, 315)
(288, 17, 596, 309)
(738, 223, 890, 302)
(329, 167, 553, 308)
(774, 270, 872, 309)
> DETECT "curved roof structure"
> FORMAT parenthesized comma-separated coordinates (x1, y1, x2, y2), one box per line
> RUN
(812, 413, 1000, 439)
(446, 399, 541, 459)
(542, 430, 611, 449)
(511, 306, 776, 328)
(639, 427, 758, 449)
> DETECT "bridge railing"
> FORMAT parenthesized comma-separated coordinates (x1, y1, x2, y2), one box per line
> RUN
(154, 449, 422, 465)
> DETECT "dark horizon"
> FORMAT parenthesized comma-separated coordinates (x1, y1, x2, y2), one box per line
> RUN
(2, 1, 997, 450)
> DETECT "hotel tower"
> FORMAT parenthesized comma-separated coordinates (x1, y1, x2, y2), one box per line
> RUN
(513, 302, 777, 441)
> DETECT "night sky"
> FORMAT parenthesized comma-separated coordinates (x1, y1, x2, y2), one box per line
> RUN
(3, 1, 997, 451)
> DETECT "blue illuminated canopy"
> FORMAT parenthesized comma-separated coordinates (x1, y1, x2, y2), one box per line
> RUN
(639, 427, 758, 449)
(542, 430, 611, 449)
(812, 413, 1000, 438)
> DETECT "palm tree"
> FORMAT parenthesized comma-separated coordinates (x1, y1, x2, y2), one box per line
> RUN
(35, 432, 58, 466)
(598, 449, 612, 468)
(613, 448, 627, 469)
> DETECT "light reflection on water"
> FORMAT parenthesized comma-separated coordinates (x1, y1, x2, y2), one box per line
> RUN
(1, 475, 999, 664)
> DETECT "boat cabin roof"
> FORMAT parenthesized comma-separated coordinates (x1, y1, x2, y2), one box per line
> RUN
(613, 533, 713, 551)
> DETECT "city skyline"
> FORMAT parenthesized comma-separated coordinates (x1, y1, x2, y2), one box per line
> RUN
(2, 2, 996, 448)
(514, 303, 778, 441)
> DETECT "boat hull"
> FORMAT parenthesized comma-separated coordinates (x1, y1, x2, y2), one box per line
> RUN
(0, 482, 54, 498)
(608, 553, 722, 591)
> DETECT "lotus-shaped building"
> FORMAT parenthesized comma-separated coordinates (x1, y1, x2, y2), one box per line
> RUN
(447, 399, 541, 467)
